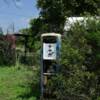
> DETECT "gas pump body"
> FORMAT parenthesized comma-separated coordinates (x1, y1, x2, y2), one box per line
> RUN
(41, 33, 61, 97)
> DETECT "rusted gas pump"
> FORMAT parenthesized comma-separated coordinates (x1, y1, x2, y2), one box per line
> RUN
(41, 33, 61, 98)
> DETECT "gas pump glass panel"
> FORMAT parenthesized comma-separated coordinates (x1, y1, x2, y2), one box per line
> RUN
(43, 36, 57, 60)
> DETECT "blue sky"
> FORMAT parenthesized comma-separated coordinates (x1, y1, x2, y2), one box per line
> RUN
(0, 0, 39, 34)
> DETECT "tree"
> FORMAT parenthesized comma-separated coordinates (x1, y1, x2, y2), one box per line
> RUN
(37, 0, 66, 33)
(29, 17, 44, 38)
(63, 0, 100, 16)
(36, 0, 100, 34)
(19, 28, 30, 35)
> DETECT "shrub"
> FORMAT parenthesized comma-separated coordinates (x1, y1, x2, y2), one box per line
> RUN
(0, 35, 16, 66)
(47, 18, 100, 100)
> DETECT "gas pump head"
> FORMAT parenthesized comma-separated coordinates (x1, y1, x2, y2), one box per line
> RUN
(41, 33, 61, 60)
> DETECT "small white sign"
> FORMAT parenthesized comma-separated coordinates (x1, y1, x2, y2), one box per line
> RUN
(43, 43, 56, 60)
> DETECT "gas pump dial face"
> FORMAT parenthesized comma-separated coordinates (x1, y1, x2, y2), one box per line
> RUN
(43, 43, 56, 60)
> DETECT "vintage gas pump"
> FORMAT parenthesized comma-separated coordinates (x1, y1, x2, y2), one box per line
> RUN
(41, 33, 61, 97)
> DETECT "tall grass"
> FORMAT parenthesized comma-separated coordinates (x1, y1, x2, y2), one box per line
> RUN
(0, 65, 40, 100)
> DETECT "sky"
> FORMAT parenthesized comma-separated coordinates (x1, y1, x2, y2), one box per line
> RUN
(0, 0, 39, 34)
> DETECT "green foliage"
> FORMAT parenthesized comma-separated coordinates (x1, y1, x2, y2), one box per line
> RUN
(19, 18, 42, 49)
(19, 0, 100, 49)
(47, 19, 100, 100)
(19, 28, 30, 35)
(62, 0, 100, 16)
(30, 18, 44, 36)
(0, 65, 40, 100)
(24, 0, 100, 45)
(36, 0, 100, 35)
(0, 37, 16, 66)
(37, 0, 66, 33)
(18, 0, 100, 99)
(19, 55, 34, 66)
(19, 0, 100, 51)
(18, 40, 41, 66)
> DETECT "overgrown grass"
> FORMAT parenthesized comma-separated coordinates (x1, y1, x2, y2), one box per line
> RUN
(0, 65, 40, 100)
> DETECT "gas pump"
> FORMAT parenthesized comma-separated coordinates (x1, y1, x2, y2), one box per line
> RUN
(41, 33, 61, 98)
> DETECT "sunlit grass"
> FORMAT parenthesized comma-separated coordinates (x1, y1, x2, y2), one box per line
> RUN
(0, 65, 38, 100)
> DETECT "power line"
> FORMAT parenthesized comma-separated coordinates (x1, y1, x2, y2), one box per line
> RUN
(3, 0, 22, 9)
(1, 0, 38, 17)
(12, 0, 22, 9)
(0, 10, 33, 18)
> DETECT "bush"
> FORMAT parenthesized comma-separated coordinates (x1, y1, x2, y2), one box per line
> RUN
(16, 40, 40, 67)
(0, 36, 16, 66)
(19, 54, 34, 66)
(47, 18, 100, 100)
